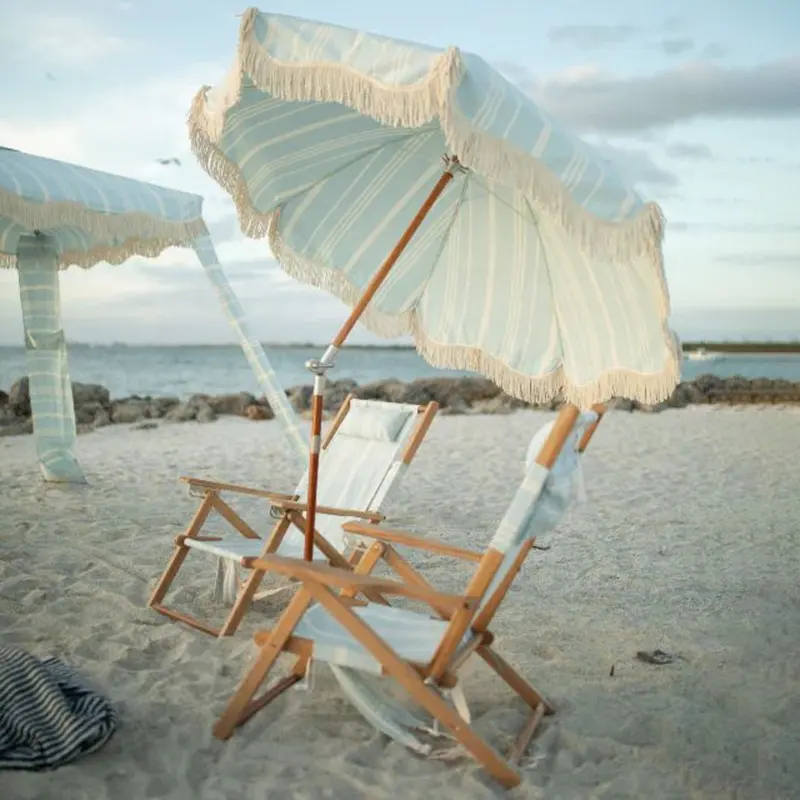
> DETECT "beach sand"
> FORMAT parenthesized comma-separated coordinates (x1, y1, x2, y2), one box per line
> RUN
(1, 407, 799, 799)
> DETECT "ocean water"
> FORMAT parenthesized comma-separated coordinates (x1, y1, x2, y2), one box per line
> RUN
(1, 345, 799, 400)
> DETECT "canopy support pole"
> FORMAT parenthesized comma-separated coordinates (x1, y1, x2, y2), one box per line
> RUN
(16, 234, 86, 483)
(301, 157, 460, 561)
(191, 233, 308, 466)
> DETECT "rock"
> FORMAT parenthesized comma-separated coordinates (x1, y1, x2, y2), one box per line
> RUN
(469, 396, 517, 415)
(196, 405, 218, 424)
(0, 390, 8, 408)
(207, 392, 257, 417)
(71, 382, 110, 409)
(246, 403, 272, 421)
(75, 401, 107, 426)
(164, 394, 216, 423)
(111, 399, 151, 424)
(609, 397, 636, 412)
(354, 379, 405, 402)
(7, 377, 30, 416)
(111, 396, 179, 423)
(93, 410, 112, 428)
(285, 379, 358, 412)
(0, 418, 33, 437)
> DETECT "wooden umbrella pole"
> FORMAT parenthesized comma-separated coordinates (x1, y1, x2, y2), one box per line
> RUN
(302, 158, 460, 561)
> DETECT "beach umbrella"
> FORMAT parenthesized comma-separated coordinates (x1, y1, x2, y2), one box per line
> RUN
(189, 8, 681, 560)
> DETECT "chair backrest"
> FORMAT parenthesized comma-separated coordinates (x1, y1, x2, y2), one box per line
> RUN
(282, 398, 436, 553)
(477, 410, 599, 613)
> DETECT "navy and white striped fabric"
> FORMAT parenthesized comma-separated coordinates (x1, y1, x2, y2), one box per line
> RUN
(0, 646, 116, 771)
(189, 8, 681, 409)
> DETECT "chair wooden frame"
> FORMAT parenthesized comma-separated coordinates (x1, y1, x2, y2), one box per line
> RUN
(212, 403, 606, 789)
(148, 395, 439, 638)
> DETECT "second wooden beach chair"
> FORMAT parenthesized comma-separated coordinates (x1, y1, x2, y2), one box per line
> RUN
(148, 395, 438, 637)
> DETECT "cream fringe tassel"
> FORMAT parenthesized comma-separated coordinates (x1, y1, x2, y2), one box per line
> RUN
(187, 7, 681, 408)
(0, 190, 208, 270)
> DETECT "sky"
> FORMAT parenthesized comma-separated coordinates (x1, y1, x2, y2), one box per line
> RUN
(0, 0, 798, 345)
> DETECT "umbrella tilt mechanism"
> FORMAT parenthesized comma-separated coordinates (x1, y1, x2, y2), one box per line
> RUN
(301, 155, 462, 561)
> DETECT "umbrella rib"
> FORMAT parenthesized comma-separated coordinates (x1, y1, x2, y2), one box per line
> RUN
(522, 195, 567, 383)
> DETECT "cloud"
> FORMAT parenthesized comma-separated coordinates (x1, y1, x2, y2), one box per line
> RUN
(701, 43, 728, 59)
(0, 2, 133, 67)
(659, 38, 695, 56)
(525, 56, 800, 133)
(0, 62, 227, 201)
(664, 141, 713, 160)
(548, 25, 638, 49)
(593, 143, 679, 190)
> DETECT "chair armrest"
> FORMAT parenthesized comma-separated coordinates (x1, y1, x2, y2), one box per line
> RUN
(342, 522, 484, 563)
(270, 498, 384, 522)
(180, 476, 296, 502)
(248, 555, 476, 613)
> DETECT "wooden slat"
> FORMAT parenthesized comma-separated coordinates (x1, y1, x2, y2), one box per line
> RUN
(578, 403, 607, 453)
(400, 401, 439, 465)
(507, 704, 546, 765)
(151, 603, 221, 637)
(249, 554, 472, 613)
(534, 405, 580, 468)
(180, 476, 295, 501)
(321, 393, 353, 450)
(271, 499, 384, 522)
(343, 522, 483, 562)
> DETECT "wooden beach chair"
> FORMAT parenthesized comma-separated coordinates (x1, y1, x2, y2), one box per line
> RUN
(212, 405, 604, 790)
(149, 396, 438, 637)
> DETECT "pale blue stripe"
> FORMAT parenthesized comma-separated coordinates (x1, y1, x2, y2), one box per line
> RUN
(16, 235, 85, 483)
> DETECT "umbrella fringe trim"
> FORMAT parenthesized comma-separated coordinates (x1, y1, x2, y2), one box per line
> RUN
(189, 8, 668, 275)
(0, 189, 208, 270)
(269, 218, 682, 408)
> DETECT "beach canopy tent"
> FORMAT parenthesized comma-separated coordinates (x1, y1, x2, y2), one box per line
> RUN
(0, 147, 306, 483)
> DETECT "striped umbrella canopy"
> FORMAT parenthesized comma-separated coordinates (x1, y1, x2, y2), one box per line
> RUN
(190, 9, 681, 408)
(189, 8, 682, 559)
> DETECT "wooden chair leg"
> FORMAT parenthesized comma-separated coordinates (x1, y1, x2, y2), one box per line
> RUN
(235, 654, 310, 728)
(149, 543, 190, 607)
(213, 588, 314, 740)
(307, 582, 522, 790)
(149, 494, 215, 608)
(219, 567, 266, 637)
(478, 645, 555, 714)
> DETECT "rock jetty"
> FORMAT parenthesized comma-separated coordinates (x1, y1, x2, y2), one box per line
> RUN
(1, 374, 798, 437)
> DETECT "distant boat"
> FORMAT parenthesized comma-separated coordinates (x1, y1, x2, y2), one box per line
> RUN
(685, 348, 719, 362)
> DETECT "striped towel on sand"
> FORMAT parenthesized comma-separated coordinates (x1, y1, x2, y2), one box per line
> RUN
(0, 645, 117, 771)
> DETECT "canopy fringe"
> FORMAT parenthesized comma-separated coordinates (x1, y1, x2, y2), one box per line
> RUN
(0, 189, 207, 270)
(268, 216, 682, 409)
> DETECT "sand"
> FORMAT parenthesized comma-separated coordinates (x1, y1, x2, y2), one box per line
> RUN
(1, 407, 799, 799)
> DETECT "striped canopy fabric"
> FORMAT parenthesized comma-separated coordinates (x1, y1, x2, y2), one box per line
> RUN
(189, 8, 682, 408)
(0, 148, 206, 269)
(0, 149, 306, 482)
